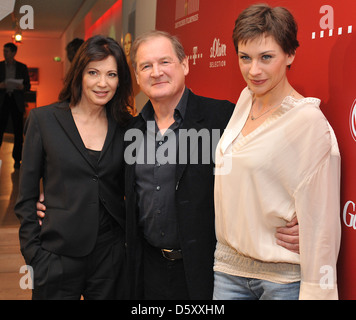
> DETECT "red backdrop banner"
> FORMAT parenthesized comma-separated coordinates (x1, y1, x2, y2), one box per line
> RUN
(156, 0, 356, 300)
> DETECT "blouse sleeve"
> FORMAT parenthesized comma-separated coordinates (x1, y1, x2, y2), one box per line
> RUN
(295, 129, 341, 300)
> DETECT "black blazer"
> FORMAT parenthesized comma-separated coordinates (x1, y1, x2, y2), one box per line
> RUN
(125, 89, 235, 299)
(15, 102, 126, 265)
(0, 60, 31, 112)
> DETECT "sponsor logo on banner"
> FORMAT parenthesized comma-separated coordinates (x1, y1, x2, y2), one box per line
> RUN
(343, 200, 356, 230)
(209, 38, 227, 68)
(350, 100, 356, 142)
(188, 46, 203, 66)
(175, 0, 200, 29)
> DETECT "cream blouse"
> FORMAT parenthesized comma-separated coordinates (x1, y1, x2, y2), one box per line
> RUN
(214, 87, 341, 300)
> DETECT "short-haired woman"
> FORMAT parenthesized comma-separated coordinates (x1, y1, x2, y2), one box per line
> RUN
(15, 35, 133, 300)
(213, 4, 341, 300)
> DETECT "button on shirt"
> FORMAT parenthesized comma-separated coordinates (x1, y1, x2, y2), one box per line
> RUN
(135, 88, 188, 249)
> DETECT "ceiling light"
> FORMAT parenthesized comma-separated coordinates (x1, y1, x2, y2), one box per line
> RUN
(14, 32, 22, 43)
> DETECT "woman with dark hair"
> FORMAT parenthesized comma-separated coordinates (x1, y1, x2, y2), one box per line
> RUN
(213, 4, 341, 300)
(15, 35, 133, 300)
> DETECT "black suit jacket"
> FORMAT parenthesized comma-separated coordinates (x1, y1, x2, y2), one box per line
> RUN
(125, 89, 235, 299)
(15, 102, 126, 265)
(0, 60, 31, 112)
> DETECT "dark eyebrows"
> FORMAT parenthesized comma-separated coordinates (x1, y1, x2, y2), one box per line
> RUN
(238, 50, 276, 56)
(86, 67, 117, 73)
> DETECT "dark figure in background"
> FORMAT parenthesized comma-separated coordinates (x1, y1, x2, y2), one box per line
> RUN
(66, 38, 84, 63)
(0, 42, 31, 169)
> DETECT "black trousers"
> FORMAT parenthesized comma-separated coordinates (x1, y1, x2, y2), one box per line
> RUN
(143, 240, 190, 300)
(0, 94, 24, 162)
(31, 224, 127, 300)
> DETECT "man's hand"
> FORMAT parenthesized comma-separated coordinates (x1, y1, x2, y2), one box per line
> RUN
(36, 193, 46, 226)
(275, 217, 299, 254)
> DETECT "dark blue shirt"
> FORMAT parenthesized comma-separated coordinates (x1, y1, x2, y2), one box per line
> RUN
(135, 88, 189, 249)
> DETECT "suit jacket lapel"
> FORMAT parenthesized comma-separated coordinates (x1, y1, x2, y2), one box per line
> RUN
(125, 115, 146, 195)
(125, 94, 205, 187)
(15, 61, 21, 79)
(176, 91, 205, 185)
(53, 102, 96, 169)
(99, 108, 117, 162)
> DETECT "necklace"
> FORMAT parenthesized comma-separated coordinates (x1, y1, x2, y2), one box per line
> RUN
(250, 89, 293, 121)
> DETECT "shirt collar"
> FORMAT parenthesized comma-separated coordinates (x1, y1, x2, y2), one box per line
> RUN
(5, 60, 16, 66)
(140, 87, 189, 123)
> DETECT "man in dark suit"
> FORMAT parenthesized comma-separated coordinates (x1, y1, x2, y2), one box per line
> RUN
(0, 42, 31, 168)
(125, 31, 299, 300)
